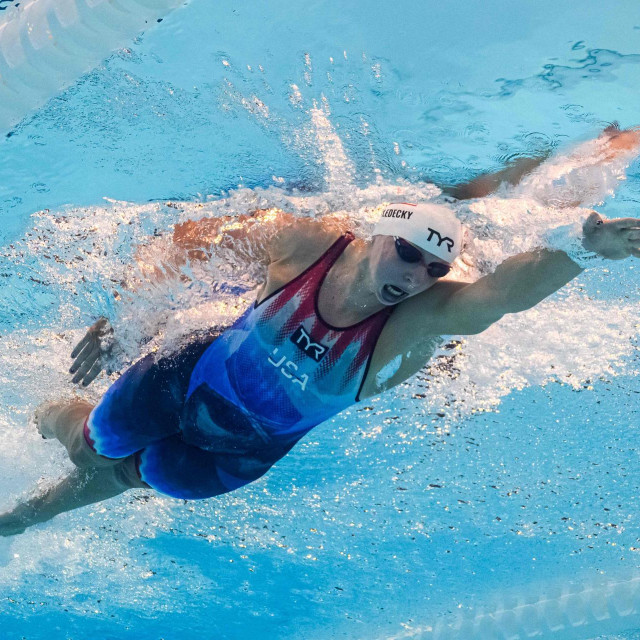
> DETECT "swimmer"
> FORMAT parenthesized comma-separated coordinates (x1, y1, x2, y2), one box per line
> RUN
(1, 125, 640, 536)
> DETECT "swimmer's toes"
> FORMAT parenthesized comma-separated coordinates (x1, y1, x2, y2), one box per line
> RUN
(33, 402, 58, 439)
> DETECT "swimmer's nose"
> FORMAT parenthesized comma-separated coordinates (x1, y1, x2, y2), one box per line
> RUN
(403, 272, 417, 290)
(403, 264, 426, 287)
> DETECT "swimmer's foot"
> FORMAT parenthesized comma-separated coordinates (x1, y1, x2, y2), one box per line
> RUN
(33, 401, 61, 440)
(0, 509, 28, 537)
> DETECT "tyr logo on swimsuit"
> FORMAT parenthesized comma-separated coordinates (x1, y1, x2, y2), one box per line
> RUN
(290, 326, 328, 362)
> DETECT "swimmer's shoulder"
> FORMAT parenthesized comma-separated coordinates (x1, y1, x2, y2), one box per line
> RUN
(257, 215, 350, 304)
(269, 213, 351, 264)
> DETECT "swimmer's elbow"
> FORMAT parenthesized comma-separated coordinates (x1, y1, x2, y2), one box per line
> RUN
(440, 283, 506, 335)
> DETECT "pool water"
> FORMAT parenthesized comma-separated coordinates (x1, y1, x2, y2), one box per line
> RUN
(0, 1, 640, 638)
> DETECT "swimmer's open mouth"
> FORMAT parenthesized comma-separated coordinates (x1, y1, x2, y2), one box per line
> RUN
(382, 284, 408, 302)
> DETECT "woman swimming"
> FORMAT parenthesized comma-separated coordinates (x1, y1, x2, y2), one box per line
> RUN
(1, 126, 640, 536)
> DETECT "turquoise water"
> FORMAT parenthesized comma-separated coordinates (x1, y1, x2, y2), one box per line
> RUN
(1, 1, 640, 638)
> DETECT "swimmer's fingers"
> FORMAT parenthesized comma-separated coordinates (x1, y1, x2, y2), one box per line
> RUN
(69, 339, 97, 374)
(611, 217, 640, 230)
(70, 317, 112, 359)
(70, 332, 93, 360)
(71, 347, 100, 385)
(81, 360, 104, 387)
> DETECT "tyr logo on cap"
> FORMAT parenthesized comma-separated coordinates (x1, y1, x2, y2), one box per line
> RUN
(372, 201, 462, 263)
(427, 227, 455, 252)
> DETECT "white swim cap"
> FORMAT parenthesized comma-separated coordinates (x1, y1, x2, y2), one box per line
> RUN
(372, 202, 463, 263)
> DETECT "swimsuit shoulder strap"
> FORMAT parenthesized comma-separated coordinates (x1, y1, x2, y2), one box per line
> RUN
(256, 232, 355, 309)
(310, 231, 354, 279)
(291, 231, 354, 297)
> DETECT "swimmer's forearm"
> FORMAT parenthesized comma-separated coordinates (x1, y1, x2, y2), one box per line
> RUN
(172, 216, 232, 261)
(495, 212, 640, 314)
(439, 154, 550, 200)
(130, 217, 232, 284)
(134, 210, 290, 287)
(133, 214, 261, 283)
(490, 249, 582, 315)
(441, 127, 640, 202)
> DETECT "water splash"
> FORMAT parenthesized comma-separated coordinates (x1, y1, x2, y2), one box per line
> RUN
(510, 134, 639, 208)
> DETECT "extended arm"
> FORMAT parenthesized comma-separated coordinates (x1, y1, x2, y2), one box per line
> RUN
(430, 212, 640, 335)
(358, 246, 580, 399)
(363, 212, 640, 397)
(430, 248, 581, 334)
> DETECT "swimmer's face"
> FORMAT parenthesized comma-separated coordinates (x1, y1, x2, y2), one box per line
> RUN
(369, 235, 451, 305)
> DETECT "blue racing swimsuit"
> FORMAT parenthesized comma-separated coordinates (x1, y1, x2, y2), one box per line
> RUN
(85, 233, 394, 499)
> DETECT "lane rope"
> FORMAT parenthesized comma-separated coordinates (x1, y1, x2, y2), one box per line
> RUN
(0, 0, 186, 132)
(388, 572, 640, 640)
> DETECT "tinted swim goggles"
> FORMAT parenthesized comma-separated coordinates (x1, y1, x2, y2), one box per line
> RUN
(394, 237, 451, 278)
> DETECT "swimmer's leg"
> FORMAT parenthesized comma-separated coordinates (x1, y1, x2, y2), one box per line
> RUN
(0, 400, 149, 536)
(0, 456, 146, 537)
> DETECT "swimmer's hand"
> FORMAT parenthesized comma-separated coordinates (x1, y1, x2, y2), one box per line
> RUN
(582, 211, 640, 260)
(599, 124, 640, 160)
(69, 317, 117, 386)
